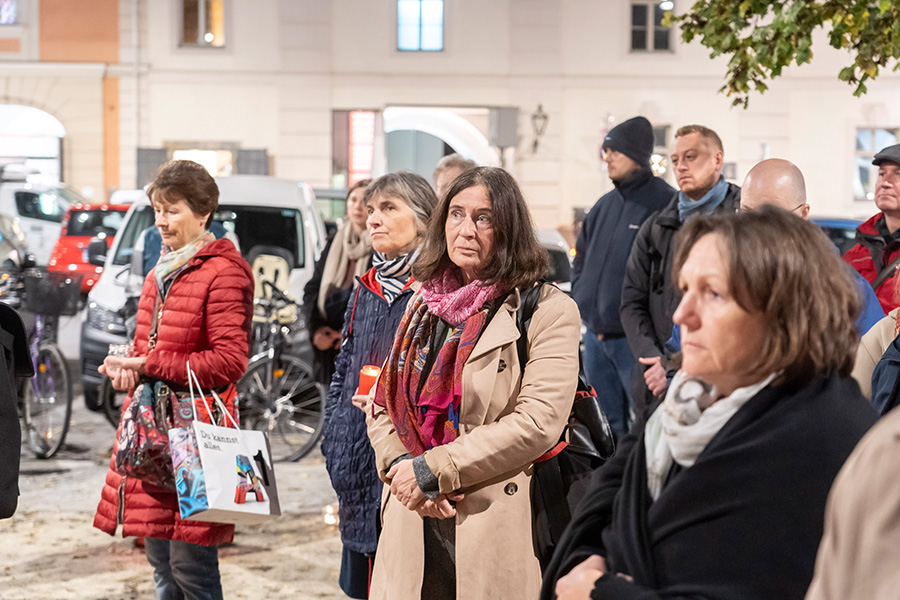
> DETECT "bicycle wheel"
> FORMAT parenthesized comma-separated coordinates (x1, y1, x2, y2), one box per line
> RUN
(23, 343, 72, 459)
(236, 354, 325, 461)
(99, 375, 126, 428)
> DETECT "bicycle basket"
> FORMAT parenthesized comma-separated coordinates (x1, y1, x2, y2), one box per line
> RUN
(23, 271, 83, 316)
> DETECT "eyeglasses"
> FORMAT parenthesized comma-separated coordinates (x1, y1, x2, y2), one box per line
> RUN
(600, 147, 619, 161)
(737, 202, 807, 214)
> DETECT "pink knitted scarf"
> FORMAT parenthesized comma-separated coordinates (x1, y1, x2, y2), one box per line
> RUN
(420, 268, 504, 326)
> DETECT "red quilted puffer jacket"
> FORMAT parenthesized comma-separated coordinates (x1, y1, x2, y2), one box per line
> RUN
(93, 238, 254, 546)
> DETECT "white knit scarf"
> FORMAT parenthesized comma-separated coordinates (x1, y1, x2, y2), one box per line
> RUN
(644, 370, 778, 500)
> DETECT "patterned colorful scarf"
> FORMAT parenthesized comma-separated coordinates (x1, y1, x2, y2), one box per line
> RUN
(420, 267, 503, 326)
(154, 231, 215, 299)
(374, 292, 491, 455)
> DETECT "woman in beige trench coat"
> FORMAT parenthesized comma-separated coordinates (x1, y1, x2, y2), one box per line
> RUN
(365, 166, 581, 599)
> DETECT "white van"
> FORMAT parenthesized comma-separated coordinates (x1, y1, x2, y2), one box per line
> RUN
(80, 176, 327, 409)
(0, 174, 83, 265)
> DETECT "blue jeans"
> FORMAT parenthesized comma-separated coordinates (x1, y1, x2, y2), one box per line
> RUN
(582, 329, 636, 436)
(144, 538, 223, 600)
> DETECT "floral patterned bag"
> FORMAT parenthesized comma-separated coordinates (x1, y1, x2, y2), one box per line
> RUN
(114, 381, 176, 490)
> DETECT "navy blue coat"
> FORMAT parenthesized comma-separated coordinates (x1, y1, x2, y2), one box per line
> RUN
(871, 333, 900, 415)
(321, 268, 414, 554)
(572, 168, 673, 337)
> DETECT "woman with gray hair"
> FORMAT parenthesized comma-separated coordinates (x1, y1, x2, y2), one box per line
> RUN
(321, 172, 438, 598)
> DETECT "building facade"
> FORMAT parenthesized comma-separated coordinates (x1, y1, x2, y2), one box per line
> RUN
(2, 0, 899, 226)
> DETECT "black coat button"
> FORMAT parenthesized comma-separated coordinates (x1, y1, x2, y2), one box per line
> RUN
(504, 482, 517, 495)
(497, 359, 507, 373)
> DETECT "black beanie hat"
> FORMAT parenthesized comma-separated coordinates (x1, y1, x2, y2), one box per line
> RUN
(602, 116, 654, 166)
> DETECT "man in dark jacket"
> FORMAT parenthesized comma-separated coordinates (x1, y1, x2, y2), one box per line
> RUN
(844, 143, 900, 313)
(572, 116, 673, 435)
(620, 124, 740, 410)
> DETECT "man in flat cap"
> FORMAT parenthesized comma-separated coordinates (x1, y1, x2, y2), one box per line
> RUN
(845, 143, 900, 313)
(572, 116, 673, 435)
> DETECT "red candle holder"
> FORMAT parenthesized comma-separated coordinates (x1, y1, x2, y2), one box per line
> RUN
(357, 365, 382, 396)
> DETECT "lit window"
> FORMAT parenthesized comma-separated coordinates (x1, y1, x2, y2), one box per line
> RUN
(0, 0, 16, 25)
(854, 128, 899, 202)
(398, 0, 443, 52)
(651, 125, 670, 177)
(349, 111, 376, 184)
(172, 149, 234, 176)
(181, 0, 225, 48)
(631, 1, 671, 52)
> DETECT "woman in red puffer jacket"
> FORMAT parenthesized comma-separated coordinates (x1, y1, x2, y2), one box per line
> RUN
(93, 160, 253, 600)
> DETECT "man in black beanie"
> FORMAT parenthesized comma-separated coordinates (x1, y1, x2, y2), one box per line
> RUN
(571, 116, 673, 435)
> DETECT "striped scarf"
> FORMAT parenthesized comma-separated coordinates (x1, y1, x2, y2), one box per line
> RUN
(372, 249, 417, 302)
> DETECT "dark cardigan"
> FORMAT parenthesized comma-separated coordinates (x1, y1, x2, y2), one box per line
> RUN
(541, 374, 877, 600)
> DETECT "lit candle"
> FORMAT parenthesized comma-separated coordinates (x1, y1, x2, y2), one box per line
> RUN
(357, 365, 382, 396)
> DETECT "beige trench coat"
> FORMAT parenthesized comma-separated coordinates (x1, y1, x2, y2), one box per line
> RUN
(366, 284, 581, 600)
(805, 404, 900, 600)
(851, 308, 898, 399)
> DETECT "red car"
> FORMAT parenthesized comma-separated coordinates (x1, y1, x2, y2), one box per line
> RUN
(48, 203, 131, 293)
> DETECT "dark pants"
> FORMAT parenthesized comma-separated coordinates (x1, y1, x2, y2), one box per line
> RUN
(144, 538, 223, 600)
(582, 329, 635, 435)
(421, 517, 456, 600)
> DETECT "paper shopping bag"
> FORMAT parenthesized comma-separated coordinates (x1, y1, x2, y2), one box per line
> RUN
(169, 361, 280, 524)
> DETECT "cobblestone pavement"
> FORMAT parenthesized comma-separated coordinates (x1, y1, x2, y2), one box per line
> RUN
(0, 381, 344, 600)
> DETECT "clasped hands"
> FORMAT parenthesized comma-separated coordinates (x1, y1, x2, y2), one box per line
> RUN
(99, 355, 147, 392)
(386, 458, 464, 520)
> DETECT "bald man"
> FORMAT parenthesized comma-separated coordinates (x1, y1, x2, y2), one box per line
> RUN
(740, 158, 810, 218)
(741, 159, 882, 335)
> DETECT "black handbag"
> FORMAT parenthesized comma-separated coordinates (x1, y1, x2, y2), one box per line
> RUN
(516, 283, 616, 571)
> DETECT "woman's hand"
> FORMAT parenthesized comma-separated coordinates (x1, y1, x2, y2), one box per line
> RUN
(415, 491, 465, 519)
(313, 326, 341, 351)
(555, 555, 607, 600)
(351, 393, 370, 412)
(99, 356, 146, 392)
(387, 459, 428, 511)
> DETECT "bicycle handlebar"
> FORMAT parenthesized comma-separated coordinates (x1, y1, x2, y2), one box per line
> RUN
(261, 278, 298, 307)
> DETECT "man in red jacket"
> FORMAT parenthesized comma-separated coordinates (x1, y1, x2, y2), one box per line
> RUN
(845, 143, 900, 313)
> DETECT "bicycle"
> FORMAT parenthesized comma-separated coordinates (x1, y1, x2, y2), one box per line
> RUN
(0, 268, 80, 459)
(236, 278, 326, 461)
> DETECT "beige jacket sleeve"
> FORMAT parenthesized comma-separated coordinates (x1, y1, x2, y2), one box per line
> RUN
(424, 288, 581, 494)
(805, 409, 900, 600)
(367, 368, 411, 483)
(852, 309, 899, 400)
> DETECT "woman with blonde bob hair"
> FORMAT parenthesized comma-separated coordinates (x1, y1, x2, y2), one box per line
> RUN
(544, 206, 877, 600)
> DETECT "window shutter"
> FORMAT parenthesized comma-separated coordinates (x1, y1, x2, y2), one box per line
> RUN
(235, 149, 270, 175)
(136, 148, 169, 187)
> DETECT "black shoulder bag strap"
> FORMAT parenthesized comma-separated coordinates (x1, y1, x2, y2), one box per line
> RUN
(515, 284, 543, 368)
(872, 253, 900, 291)
(516, 283, 572, 548)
